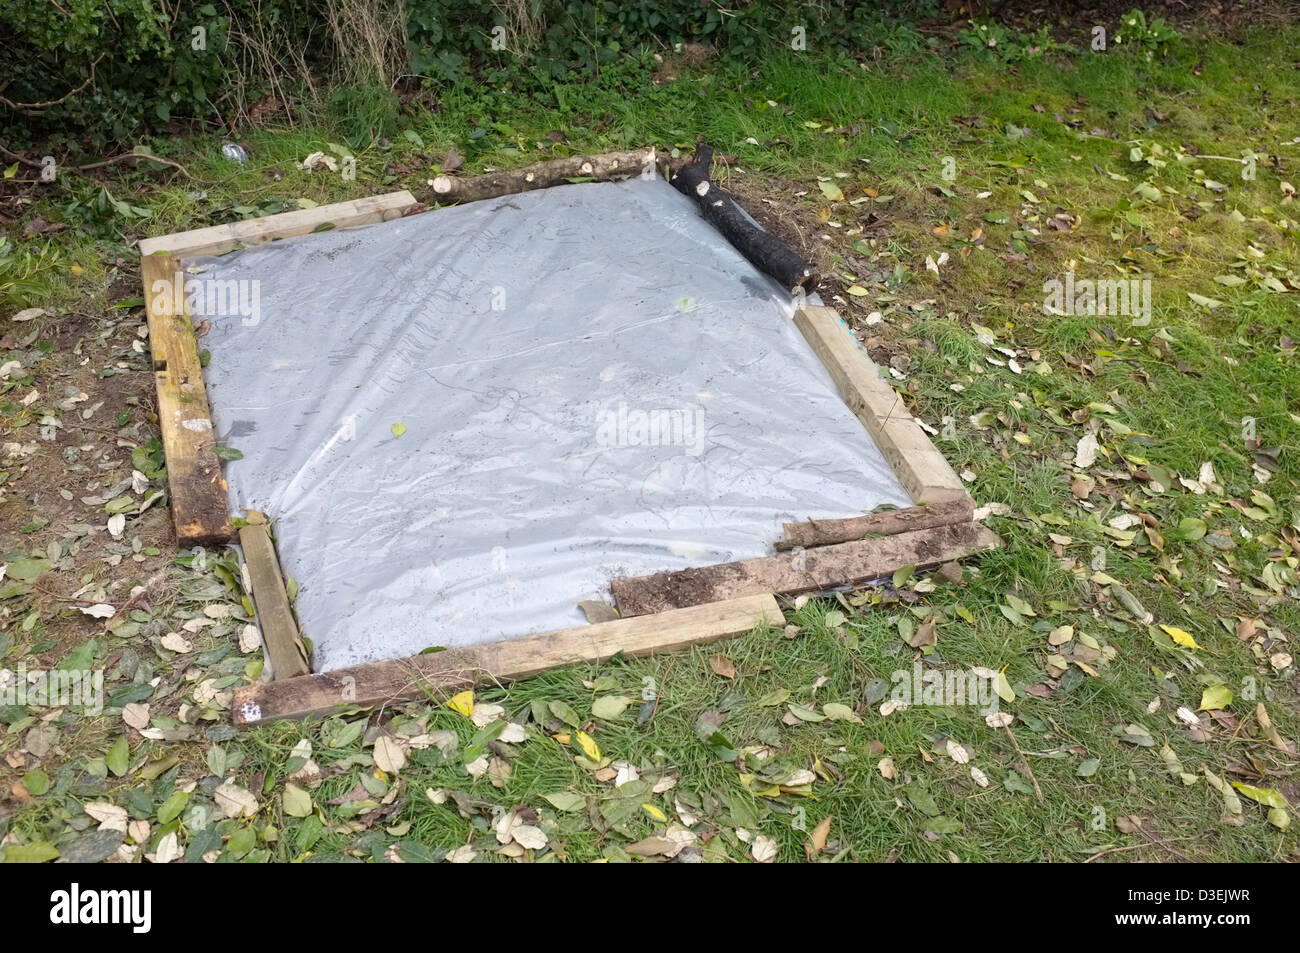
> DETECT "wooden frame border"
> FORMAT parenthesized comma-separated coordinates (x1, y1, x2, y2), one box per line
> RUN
(612, 521, 997, 616)
(139, 190, 418, 259)
(237, 515, 310, 679)
(233, 593, 783, 724)
(138, 176, 992, 725)
(142, 252, 233, 545)
(792, 304, 967, 506)
(142, 190, 421, 545)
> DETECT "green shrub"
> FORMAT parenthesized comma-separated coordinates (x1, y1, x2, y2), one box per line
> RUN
(0, 0, 937, 145)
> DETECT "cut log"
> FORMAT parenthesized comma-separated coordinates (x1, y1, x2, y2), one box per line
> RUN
(670, 144, 817, 294)
(612, 521, 1001, 617)
(419, 148, 656, 205)
(775, 498, 975, 551)
(231, 593, 783, 724)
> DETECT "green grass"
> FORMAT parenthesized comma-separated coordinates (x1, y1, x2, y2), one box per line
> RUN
(1, 18, 1297, 863)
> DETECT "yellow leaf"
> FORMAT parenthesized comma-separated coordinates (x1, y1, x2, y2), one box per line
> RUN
(1159, 624, 1201, 650)
(641, 803, 667, 822)
(573, 730, 601, 762)
(445, 690, 474, 716)
(1198, 684, 1233, 711)
(996, 668, 1015, 702)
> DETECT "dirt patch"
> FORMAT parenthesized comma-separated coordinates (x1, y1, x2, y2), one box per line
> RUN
(0, 275, 181, 661)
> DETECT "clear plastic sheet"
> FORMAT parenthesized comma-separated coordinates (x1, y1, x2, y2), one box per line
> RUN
(194, 177, 910, 672)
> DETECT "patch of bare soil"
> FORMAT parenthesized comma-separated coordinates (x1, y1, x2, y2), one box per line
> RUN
(0, 268, 200, 809)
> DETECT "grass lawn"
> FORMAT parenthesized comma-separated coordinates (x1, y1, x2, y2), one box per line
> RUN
(1, 17, 1297, 863)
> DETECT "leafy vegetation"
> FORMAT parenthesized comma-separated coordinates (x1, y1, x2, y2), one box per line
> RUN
(1, 0, 936, 144)
(0, 9, 1297, 863)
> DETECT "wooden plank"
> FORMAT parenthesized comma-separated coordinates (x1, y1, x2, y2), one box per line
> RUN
(794, 305, 968, 504)
(612, 522, 1000, 616)
(239, 516, 310, 679)
(232, 593, 783, 725)
(141, 253, 233, 545)
(775, 498, 974, 551)
(138, 190, 419, 259)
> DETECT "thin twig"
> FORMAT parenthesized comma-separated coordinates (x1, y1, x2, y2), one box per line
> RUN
(0, 56, 104, 113)
(103, 572, 165, 628)
(1004, 723, 1044, 803)
(1139, 827, 1195, 863)
(76, 153, 192, 178)
(32, 583, 98, 604)
(0, 143, 191, 178)
(65, 422, 134, 437)
(1083, 843, 1146, 863)
(1083, 835, 1194, 863)
(646, 659, 675, 726)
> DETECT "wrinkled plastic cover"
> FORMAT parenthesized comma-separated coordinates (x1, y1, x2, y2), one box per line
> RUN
(195, 177, 909, 672)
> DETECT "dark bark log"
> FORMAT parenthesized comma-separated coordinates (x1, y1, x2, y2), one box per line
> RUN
(669, 144, 818, 294)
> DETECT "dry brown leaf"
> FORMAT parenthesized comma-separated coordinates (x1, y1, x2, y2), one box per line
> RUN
(578, 600, 619, 623)
(708, 654, 736, 679)
(806, 815, 832, 858)
(907, 616, 937, 649)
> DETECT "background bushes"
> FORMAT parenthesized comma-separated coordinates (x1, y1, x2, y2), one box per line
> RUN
(0, 0, 937, 146)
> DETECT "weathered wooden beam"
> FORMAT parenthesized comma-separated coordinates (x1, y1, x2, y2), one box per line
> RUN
(239, 515, 309, 679)
(141, 253, 233, 545)
(232, 592, 783, 725)
(612, 522, 1000, 617)
(775, 498, 974, 551)
(794, 304, 968, 505)
(139, 190, 419, 259)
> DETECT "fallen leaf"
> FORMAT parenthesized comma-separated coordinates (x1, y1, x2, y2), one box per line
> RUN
(282, 783, 313, 818)
(807, 816, 832, 857)
(752, 833, 779, 862)
(213, 782, 259, 818)
(122, 704, 149, 730)
(372, 735, 407, 774)
(708, 654, 736, 679)
(1074, 433, 1099, 468)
